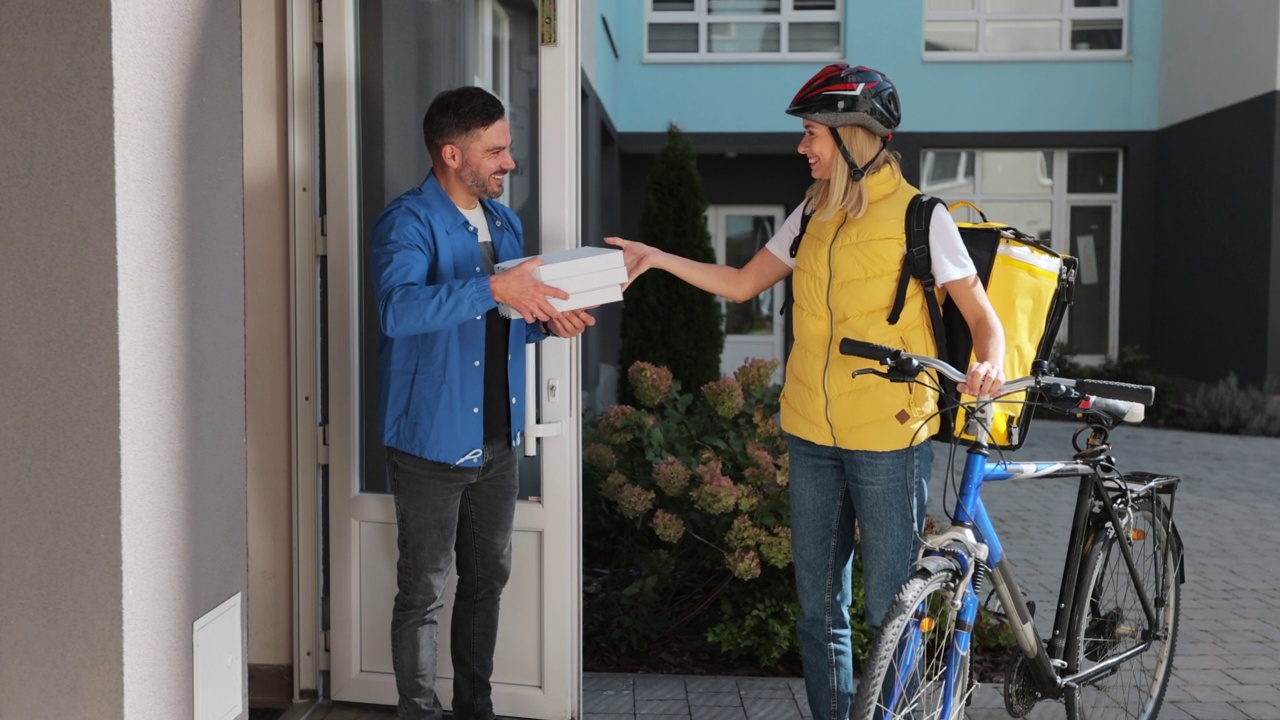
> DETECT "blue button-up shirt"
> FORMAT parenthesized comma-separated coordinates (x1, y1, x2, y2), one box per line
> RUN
(370, 171, 546, 466)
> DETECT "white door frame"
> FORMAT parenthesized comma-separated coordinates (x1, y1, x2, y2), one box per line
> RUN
(287, 0, 323, 697)
(290, 1, 583, 716)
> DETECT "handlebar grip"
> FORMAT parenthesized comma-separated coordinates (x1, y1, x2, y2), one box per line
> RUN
(839, 338, 898, 362)
(1076, 378, 1156, 406)
(1090, 397, 1147, 424)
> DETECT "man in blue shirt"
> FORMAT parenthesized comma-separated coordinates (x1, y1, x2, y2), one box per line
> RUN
(370, 86, 594, 720)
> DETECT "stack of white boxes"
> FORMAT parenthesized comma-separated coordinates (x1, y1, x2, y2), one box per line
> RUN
(495, 246, 628, 319)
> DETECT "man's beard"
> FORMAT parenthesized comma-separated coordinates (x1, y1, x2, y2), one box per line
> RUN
(463, 164, 505, 200)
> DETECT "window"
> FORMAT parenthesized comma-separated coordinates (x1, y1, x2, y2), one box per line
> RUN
(923, 0, 1126, 60)
(921, 148, 1122, 361)
(477, 0, 512, 205)
(645, 0, 841, 62)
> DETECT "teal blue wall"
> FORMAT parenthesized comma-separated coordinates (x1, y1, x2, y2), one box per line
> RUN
(592, 0, 623, 121)
(592, 0, 1162, 134)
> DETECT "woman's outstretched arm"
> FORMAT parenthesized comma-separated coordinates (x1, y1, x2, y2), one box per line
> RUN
(605, 236, 791, 303)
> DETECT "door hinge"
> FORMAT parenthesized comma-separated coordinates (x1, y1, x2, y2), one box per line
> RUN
(313, 0, 323, 44)
(540, 0, 557, 46)
(314, 214, 328, 256)
(317, 423, 330, 466)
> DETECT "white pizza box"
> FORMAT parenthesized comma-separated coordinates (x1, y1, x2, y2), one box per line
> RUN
(495, 246, 625, 282)
(498, 284, 623, 320)
(495, 246, 627, 320)
(543, 263, 629, 294)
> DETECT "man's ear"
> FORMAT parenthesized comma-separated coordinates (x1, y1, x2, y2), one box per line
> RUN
(440, 142, 464, 169)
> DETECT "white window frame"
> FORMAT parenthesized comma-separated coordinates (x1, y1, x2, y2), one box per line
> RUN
(920, 147, 1123, 363)
(923, 0, 1129, 62)
(477, 0, 512, 206)
(477, 0, 511, 103)
(644, 0, 843, 63)
(705, 204, 788, 383)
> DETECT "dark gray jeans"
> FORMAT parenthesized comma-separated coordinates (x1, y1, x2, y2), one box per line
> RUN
(387, 441, 518, 720)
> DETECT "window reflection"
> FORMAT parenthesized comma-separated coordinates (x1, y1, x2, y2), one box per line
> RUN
(921, 150, 975, 196)
(980, 150, 1053, 195)
(709, 22, 781, 53)
(723, 215, 775, 336)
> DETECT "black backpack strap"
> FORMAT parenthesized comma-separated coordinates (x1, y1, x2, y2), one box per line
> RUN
(889, 194, 945, 327)
(788, 201, 814, 259)
(895, 194, 960, 438)
(780, 201, 814, 316)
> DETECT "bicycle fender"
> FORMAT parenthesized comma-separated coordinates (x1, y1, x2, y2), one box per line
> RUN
(915, 554, 962, 576)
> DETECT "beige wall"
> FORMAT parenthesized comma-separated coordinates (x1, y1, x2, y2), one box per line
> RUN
(243, 0, 296, 668)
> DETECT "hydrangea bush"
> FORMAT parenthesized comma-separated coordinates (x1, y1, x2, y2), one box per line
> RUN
(583, 358, 802, 667)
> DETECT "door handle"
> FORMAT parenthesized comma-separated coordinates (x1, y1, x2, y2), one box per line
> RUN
(524, 345, 564, 457)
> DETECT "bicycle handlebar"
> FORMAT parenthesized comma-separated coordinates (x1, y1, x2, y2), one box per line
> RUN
(838, 337, 1155, 423)
(1074, 378, 1155, 406)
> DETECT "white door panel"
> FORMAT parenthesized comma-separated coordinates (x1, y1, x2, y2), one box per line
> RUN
(312, 0, 582, 716)
(357, 520, 545, 686)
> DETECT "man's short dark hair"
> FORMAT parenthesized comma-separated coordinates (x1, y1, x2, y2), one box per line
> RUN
(422, 86, 506, 156)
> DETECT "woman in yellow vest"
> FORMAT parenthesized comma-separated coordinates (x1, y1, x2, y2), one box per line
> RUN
(607, 64, 1004, 720)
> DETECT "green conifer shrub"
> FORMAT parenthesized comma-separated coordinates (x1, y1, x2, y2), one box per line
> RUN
(618, 124, 724, 404)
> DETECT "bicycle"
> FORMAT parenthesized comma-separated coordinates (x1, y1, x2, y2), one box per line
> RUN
(839, 338, 1185, 720)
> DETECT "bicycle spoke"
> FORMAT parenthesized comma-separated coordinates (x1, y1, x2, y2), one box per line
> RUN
(855, 566, 973, 720)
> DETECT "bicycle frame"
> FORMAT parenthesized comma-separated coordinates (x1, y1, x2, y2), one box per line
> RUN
(839, 341, 1178, 720)
(918, 404, 1169, 717)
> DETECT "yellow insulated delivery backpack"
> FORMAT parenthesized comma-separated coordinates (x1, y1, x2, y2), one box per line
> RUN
(890, 195, 1078, 450)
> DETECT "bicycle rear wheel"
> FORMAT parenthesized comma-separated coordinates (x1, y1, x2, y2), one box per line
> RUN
(853, 560, 972, 720)
(1066, 497, 1179, 720)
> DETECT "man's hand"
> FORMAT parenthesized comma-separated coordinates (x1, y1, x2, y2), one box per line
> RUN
(489, 258, 569, 323)
(545, 308, 595, 339)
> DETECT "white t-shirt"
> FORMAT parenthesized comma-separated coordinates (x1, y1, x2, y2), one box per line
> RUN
(764, 202, 976, 286)
(457, 203, 493, 246)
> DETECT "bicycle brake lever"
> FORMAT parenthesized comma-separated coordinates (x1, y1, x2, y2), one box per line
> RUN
(851, 368, 894, 381)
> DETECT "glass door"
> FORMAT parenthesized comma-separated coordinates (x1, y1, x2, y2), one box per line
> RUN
(1064, 203, 1118, 357)
(317, 1, 582, 716)
(707, 205, 786, 382)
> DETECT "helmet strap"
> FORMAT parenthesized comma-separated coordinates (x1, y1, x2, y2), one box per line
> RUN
(830, 127, 887, 182)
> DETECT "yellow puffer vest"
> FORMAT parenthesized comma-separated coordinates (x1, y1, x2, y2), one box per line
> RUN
(780, 165, 941, 451)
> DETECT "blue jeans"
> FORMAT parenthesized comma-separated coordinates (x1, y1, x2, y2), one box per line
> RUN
(387, 441, 518, 720)
(788, 434, 931, 720)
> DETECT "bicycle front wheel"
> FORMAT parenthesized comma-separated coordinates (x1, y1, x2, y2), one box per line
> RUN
(1066, 497, 1180, 720)
(853, 560, 973, 720)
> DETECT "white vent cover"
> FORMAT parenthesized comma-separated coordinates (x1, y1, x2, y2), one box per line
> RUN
(193, 592, 244, 720)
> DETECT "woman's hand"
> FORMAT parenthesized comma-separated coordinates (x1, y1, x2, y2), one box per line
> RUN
(958, 360, 1005, 398)
(604, 236, 664, 289)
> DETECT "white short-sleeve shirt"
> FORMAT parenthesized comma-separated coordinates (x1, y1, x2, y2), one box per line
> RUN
(764, 202, 975, 286)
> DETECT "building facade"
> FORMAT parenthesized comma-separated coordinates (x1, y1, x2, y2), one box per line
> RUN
(599, 0, 1280, 386)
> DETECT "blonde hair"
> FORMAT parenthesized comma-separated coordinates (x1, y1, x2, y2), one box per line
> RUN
(804, 125, 900, 221)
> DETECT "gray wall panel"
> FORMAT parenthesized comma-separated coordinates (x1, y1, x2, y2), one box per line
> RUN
(1159, 0, 1280, 129)
(1153, 93, 1277, 385)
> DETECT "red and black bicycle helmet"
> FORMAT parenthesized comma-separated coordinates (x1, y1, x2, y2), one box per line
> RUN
(786, 63, 901, 138)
